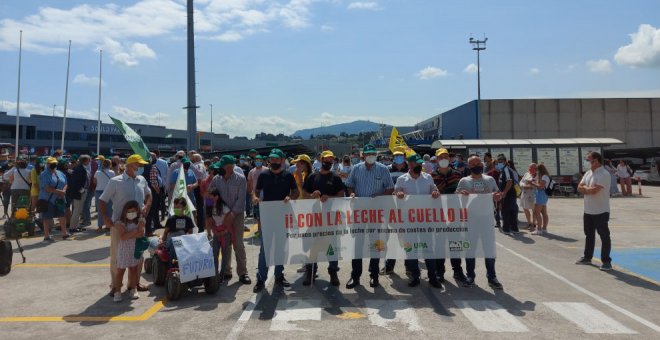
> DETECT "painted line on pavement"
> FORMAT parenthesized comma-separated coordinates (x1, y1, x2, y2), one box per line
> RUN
(0, 298, 167, 323)
(591, 258, 659, 286)
(497, 242, 660, 333)
(14, 263, 109, 268)
(364, 299, 422, 332)
(225, 276, 273, 340)
(454, 300, 529, 333)
(270, 299, 322, 331)
(544, 302, 636, 334)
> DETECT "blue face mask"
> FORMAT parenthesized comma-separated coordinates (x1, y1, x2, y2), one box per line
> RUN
(255, 161, 263, 167)
(496, 163, 505, 171)
(136, 167, 144, 176)
(393, 156, 405, 165)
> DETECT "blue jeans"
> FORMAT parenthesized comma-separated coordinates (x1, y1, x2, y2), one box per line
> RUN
(82, 188, 93, 224)
(465, 258, 497, 280)
(95, 191, 112, 228)
(257, 237, 283, 282)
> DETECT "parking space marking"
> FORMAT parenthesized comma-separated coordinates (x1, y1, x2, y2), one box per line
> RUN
(270, 298, 322, 331)
(364, 299, 422, 332)
(0, 298, 167, 323)
(497, 242, 660, 333)
(14, 263, 109, 268)
(544, 302, 636, 334)
(454, 300, 529, 333)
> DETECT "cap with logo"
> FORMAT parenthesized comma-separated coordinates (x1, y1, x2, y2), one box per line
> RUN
(268, 148, 286, 159)
(407, 154, 424, 164)
(362, 144, 377, 154)
(320, 150, 335, 159)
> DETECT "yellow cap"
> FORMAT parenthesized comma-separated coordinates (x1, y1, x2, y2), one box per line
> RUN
(95, 155, 106, 161)
(126, 154, 149, 165)
(320, 150, 335, 159)
(291, 154, 312, 165)
(392, 146, 406, 156)
(435, 148, 449, 157)
(46, 157, 58, 165)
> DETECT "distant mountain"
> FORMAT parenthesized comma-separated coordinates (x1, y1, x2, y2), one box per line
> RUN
(292, 120, 386, 139)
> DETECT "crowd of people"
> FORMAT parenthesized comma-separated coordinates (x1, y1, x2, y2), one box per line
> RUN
(0, 145, 620, 301)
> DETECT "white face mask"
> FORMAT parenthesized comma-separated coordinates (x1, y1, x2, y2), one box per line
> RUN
(365, 155, 377, 164)
(126, 212, 138, 220)
(583, 160, 591, 170)
(438, 159, 450, 168)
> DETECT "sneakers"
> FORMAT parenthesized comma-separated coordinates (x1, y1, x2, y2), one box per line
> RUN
(408, 278, 420, 287)
(575, 257, 592, 265)
(500, 229, 512, 236)
(43, 236, 53, 242)
(302, 271, 313, 286)
(488, 278, 503, 290)
(128, 288, 139, 300)
(275, 276, 291, 287)
(531, 230, 543, 235)
(379, 267, 394, 276)
(453, 272, 468, 285)
(599, 262, 613, 271)
(428, 277, 443, 289)
(62, 234, 71, 240)
(369, 277, 379, 288)
(463, 276, 476, 288)
(113, 291, 123, 303)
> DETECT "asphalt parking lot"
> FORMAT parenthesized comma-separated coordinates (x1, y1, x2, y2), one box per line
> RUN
(0, 186, 658, 339)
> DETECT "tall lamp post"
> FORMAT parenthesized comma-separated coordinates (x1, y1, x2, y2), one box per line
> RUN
(209, 104, 213, 134)
(469, 35, 487, 139)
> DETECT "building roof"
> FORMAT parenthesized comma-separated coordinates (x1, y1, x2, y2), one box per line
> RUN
(431, 138, 623, 149)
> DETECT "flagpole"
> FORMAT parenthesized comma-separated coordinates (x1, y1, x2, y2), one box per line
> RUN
(14, 30, 23, 160)
(96, 49, 102, 156)
(60, 40, 71, 152)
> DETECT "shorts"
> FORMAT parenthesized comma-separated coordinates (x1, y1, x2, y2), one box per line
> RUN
(535, 190, 549, 206)
(41, 202, 65, 219)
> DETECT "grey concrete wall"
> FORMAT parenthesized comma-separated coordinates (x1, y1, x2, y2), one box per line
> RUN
(480, 98, 660, 150)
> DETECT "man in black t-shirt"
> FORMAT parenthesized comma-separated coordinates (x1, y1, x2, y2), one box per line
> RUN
(496, 154, 519, 234)
(252, 148, 298, 293)
(302, 150, 345, 286)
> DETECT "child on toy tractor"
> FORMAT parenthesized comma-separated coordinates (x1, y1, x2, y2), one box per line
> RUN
(160, 197, 194, 267)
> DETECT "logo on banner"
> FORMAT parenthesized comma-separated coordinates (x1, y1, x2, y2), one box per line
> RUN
(403, 242, 429, 253)
(326, 244, 335, 256)
(449, 240, 471, 251)
(173, 239, 183, 248)
(370, 240, 386, 252)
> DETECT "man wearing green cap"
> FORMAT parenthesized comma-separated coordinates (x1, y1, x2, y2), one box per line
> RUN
(345, 144, 394, 289)
(207, 155, 250, 285)
(252, 148, 297, 292)
(394, 153, 442, 288)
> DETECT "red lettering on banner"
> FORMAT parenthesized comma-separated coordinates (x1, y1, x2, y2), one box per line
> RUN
(335, 211, 343, 225)
(439, 209, 446, 222)
(297, 214, 305, 227)
(388, 210, 397, 223)
(447, 208, 455, 222)
(459, 208, 468, 222)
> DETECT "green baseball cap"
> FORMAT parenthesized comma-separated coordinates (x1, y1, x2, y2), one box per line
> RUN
(406, 153, 423, 164)
(249, 149, 257, 154)
(255, 155, 265, 160)
(218, 155, 236, 167)
(362, 144, 377, 154)
(181, 157, 191, 165)
(268, 148, 286, 159)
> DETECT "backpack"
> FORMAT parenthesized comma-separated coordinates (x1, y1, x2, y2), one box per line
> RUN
(544, 178, 557, 196)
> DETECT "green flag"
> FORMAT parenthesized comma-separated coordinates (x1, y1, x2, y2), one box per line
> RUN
(169, 164, 197, 219)
(109, 115, 150, 160)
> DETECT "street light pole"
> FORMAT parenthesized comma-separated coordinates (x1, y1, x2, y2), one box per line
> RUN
(469, 35, 487, 139)
(51, 104, 56, 153)
(209, 104, 213, 134)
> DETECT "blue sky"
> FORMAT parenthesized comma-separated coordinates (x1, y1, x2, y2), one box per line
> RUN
(1, 0, 659, 138)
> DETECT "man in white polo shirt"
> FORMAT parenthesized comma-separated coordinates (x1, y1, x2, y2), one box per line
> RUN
(394, 153, 442, 288)
(99, 154, 152, 295)
(575, 151, 612, 271)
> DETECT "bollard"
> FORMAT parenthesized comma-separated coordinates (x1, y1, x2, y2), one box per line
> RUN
(637, 177, 642, 195)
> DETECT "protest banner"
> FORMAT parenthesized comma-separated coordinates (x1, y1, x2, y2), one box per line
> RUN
(259, 194, 496, 266)
(171, 233, 215, 283)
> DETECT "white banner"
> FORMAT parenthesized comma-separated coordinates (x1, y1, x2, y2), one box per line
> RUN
(172, 233, 215, 283)
(260, 194, 496, 266)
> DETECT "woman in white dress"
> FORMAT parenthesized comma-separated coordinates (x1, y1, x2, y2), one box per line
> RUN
(519, 163, 537, 230)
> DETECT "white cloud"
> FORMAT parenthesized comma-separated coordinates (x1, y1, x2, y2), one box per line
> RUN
(111, 105, 170, 126)
(528, 67, 540, 75)
(614, 24, 660, 68)
(1, 100, 96, 120)
(347, 2, 381, 11)
(73, 74, 106, 86)
(586, 59, 612, 73)
(416, 66, 448, 80)
(463, 63, 478, 74)
(0, 0, 324, 66)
